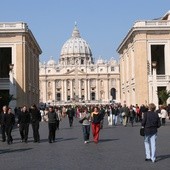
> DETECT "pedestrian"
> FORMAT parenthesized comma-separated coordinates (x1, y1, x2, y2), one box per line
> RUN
(0, 105, 8, 142)
(91, 107, 102, 144)
(4, 108, 15, 144)
(30, 104, 41, 143)
(160, 105, 168, 126)
(129, 105, 136, 127)
(48, 106, 58, 143)
(66, 105, 75, 127)
(141, 103, 161, 163)
(80, 107, 91, 144)
(55, 107, 62, 130)
(122, 104, 129, 127)
(17, 106, 30, 143)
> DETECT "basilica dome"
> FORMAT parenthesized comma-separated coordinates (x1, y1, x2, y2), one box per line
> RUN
(60, 25, 93, 65)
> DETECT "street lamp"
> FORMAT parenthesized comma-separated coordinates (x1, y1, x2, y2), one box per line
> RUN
(152, 61, 158, 108)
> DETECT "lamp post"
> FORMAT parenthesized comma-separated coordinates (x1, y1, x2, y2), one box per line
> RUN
(152, 61, 158, 108)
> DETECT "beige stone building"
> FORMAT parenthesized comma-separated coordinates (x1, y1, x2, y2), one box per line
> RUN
(39, 25, 120, 106)
(117, 11, 170, 107)
(0, 22, 42, 109)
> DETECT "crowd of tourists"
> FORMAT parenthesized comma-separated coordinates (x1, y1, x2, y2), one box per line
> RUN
(0, 102, 170, 163)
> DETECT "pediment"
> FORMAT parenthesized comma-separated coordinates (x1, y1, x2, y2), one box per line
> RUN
(64, 69, 86, 75)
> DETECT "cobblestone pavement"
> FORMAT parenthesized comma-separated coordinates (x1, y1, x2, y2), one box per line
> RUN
(0, 117, 170, 170)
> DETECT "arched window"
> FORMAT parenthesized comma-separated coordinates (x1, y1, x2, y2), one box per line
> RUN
(110, 88, 116, 100)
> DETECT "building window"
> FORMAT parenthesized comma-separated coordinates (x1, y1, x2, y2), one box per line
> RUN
(81, 69, 84, 72)
(111, 67, 115, 71)
(81, 59, 84, 65)
(48, 70, 51, 73)
(56, 93, 61, 101)
(67, 95, 70, 101)
(100, 68, 103, 72)
(91, 67, 94, 71)
(91, 92, 95, 100)
(67, 69, 70, 72)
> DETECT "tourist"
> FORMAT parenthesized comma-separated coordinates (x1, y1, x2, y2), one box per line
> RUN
(141, 103, 161, 163)
(91, 106, 102, 144)
(129, 105, 136, 127)
(48, 106, 58, 143)
(122, 104, 129, 127)
(4, 107, 15, 144)
(30, 104, 41, 143)
(66, 105, 75, 127)
(80, 107, 91, 144)
(54, 107, 62, 130)
(160, 105, 168, 126)
(0, 105, 8, 142)
(17, 106, 30, 143)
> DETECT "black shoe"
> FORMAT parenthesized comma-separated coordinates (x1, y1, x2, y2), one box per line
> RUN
(2, 140, 6, 142)
(49, 141, 52, 143)
(145, 158, 151, 161)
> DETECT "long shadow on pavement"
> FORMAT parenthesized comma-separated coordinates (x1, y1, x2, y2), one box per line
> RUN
(156, 154, 170, 162)
(99, 138, 119, 143)
(0, 148, 33, 154)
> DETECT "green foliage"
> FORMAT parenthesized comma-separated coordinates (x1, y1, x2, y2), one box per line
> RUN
(158, 89, 170, 105)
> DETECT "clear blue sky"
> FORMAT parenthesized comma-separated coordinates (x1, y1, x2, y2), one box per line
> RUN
(0, 0, 169, 62)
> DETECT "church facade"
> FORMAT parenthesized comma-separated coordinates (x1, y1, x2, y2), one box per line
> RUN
(39, 26, 120, 106)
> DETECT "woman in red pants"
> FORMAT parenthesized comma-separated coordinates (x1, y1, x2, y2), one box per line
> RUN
(91, 107, 102, 144)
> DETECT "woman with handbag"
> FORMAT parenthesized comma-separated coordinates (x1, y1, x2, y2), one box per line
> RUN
(141, 103, 161, 163)
(80, 107, 91, 144)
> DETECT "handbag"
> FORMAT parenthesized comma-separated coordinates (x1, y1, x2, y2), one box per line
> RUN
(140, 127, 145, 136)
(79, 117, 86, 124)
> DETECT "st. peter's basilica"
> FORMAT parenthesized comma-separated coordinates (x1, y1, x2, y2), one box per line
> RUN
(39, 25, 120, 106)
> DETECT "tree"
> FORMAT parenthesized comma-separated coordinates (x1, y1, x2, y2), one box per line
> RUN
(158, 89, 170, 105)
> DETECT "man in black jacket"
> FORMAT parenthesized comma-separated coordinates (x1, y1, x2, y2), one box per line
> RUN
(30, 104, 41, 143)
(48, 106, 58, 143)
(66, 106, 75, 127)
(142, 103, 161, 163)
(0, 105, 7, 142)
(17, 106, 30, 143)
(4, 107, 15, 144)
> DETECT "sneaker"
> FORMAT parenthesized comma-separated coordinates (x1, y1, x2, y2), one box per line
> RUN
(84, 141, 87, 144)
(145, 158, 151, 162)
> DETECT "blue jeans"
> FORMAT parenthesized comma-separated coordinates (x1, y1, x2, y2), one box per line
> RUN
(82, 125, 90, 141)
(144, 133, 157, 162)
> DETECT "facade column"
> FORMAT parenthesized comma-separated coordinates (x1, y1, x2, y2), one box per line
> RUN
(105, 79, 109, 102)
(53, 80, 56, 103)
(116, 78, 120, 102)
(88, 79, 90, 100)
(70, 79, 73, 99)
(84, 79, 87, 101)
(96, 79, 99, 101)
(61, 80, 64, 101)
(79, 80, 81, 99)
(64, 80, 67, 102)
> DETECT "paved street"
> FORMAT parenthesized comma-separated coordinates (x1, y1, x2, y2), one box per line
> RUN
(0, 117, 170, 170)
